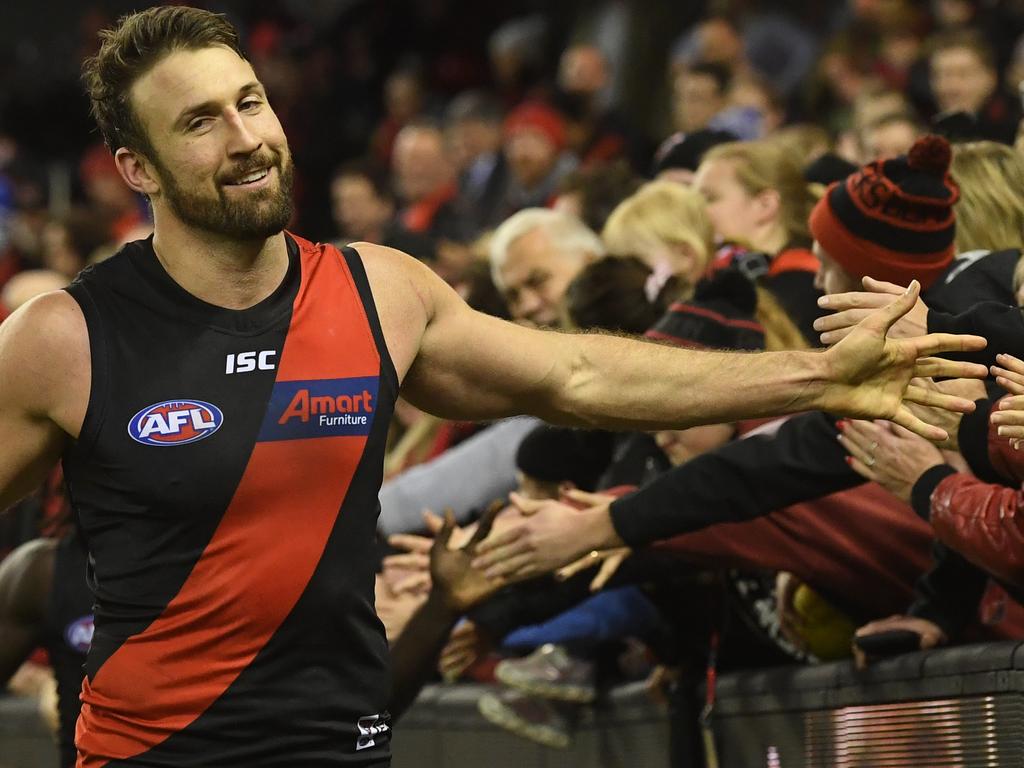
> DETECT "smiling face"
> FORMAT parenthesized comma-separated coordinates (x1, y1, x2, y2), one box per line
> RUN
(124, 46, 294, 240)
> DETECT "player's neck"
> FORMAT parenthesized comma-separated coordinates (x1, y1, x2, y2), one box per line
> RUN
(151, 215, 289, 311)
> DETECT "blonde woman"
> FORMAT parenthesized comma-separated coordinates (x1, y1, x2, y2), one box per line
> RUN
(601, 180, 714, 289)
(603, 178, 807, 350)
(694, 139, 823, 342)
(950, 141, 1024, 255)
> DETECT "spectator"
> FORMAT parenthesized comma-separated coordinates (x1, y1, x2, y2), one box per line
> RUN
(444, 91, 508, 234)
(650, 129, 737, 186)
(550, 160, 642, 233)
(672, 61, 731, 134)
(928, 29, 1020, 143)
(371, 68, 426, 166)
(601, 180, 714, 288)
(858, 112, 924, 161)
(330, 160, 435, 261)
(501, 103, 578, 217)
(695, 139, 823, 342)
(489, 208, 603, 327)
(392, 121, 465, 243)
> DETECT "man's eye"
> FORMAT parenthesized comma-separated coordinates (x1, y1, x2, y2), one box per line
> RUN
(240, 98, 262, 111)
(188, 117, 213, 132)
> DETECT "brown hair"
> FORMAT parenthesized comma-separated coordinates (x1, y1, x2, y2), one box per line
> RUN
(81, 6, 246, 156)
(928, 28, 996, 71)
(564, 255, 684, 334)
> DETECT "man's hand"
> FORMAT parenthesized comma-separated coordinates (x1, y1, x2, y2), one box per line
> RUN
(429, 506, 505, 614)
(837, 419, 946, 502)
(903, 377, 987, 451)
(555, 547, 631, 591)
(815, 277, 928, 345)
(819, 280, 987, 442)
(991, 353, 1024, 448)
(852, 615, 947, 669)
(439, 620, 489, 682)
(775, 572, 808, 652)
(471, 492, 624, 582)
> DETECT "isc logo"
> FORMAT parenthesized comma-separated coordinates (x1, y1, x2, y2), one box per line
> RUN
(226, 350, 276, 374)
(128, 400, 224, 446)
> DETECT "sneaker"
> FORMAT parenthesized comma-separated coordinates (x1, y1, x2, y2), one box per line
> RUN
(494, 644, 596, 703)
(477, 689, 572, 749)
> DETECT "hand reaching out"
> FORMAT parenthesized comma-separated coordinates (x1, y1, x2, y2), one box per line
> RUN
(836, 418, 946, 502)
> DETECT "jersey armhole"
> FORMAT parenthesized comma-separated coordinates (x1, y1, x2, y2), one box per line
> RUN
(62, 283, 108, 463)
(339, 246, 401, 398)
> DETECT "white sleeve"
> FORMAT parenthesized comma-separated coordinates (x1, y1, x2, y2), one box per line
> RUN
(376, 417, 542, 536)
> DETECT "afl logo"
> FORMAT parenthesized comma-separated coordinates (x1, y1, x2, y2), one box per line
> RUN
(65, 615, 94, 653)
(128, 400, 224, 446)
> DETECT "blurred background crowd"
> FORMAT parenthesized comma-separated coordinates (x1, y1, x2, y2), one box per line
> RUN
(8, 0, 1024, 764)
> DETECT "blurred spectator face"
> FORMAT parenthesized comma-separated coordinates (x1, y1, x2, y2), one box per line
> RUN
(499, 227, 588, 325)
(729, 79, 784, 136)
(392, 126, 453, 203)
(506, 129, 559, 189)
(813, 241, 859, 295)
(446, 119, 502, 174)
(698, 19, 743, 68)
(931, 46, 996, 114)
(853, 89, 910, 130)
(693, 158, 765, 245)
(385, 72, 423, 123)
(932, 0, 975, 27)
(331, 174, 393, 240)
(861, 119, 919, 160)
(124, 47, 294, 240)
(674, 70, 725, 132)
(40, 221, 85, 279)
(558, 45, 609, 99)
(655, 423, 735, 466)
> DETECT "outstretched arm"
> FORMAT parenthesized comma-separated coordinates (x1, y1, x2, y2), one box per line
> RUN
(370, 241, 986, 440)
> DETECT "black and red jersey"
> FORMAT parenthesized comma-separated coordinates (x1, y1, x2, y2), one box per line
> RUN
(63, 233, 398, 766)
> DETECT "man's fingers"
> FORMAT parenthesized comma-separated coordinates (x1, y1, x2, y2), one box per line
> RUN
(555, 553, 598, 581)
(862, 276, 908, 295)
(903, 384, 976, 414)
(422, 509, 444, 534)
(813, 308, 873, 333)
(889, 406, 948, 443)
(913, 357, 988, 381)
(994, 375, 1024, 396)
(392, 572, 432, 595)
(562, 488, 615, 507)
(484, 553, 539, 581)
(909, 332, 988, 358)
(995, 425, 1024, 439)
(473, 524, 525, 555)
(995, 353, 1024, 376)
(387, 534, 433, 554)
(383, 552, 430, 571)
(817, 291, 893, 312)
(468, 503, 501, 549)
(819, 327, 855, 346)
(435, 510, 456, 550)
(590, 552, 626, 592)
(472, 535, 531, 571)
(857, 279, 920, 337)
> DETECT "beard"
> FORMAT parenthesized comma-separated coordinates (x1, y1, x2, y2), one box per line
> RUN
(156, 147, 295, 241)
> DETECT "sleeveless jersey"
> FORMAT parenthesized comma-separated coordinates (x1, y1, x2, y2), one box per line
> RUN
(62, 233, 398, 766)
(41, 530, 94, 768)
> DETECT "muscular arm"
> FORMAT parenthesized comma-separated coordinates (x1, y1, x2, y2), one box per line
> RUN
(359, 243, 983, 434)
(0, 291, 86, 511)
(0, 539, 56, 687)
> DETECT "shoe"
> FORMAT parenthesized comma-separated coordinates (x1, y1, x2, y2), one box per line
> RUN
(477, 689, 572, 749)
(494, 644, 596, 703)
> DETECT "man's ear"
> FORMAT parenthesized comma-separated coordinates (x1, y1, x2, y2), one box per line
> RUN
(754, 188, 781, 224)
(114, 147, 160, 196)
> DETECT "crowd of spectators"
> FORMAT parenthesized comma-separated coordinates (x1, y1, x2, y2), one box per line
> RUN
(9, 0, 1024, 763)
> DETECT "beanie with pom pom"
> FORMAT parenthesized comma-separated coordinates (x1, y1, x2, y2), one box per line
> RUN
(808, 134, 960, 289)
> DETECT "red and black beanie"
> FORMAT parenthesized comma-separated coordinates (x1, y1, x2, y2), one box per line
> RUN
(645, 270, 766, 351)
(808, 134, 960, 290)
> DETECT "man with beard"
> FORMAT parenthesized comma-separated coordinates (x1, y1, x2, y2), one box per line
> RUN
(0, 6, 992, 767)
